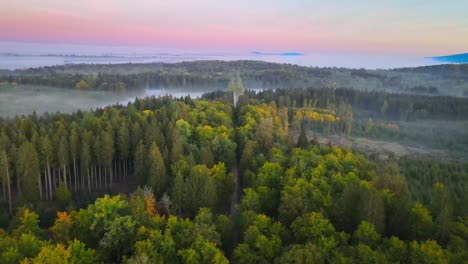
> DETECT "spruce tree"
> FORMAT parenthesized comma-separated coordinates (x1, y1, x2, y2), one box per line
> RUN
(0, 148, 12, 214)
(133, 141, 146, 187)
(147, 143, 167, 197)
(17, 142, 40, 204)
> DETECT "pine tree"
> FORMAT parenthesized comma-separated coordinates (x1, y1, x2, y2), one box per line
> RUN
(17, 141, 40, 204)
(117, 124, 130, 180)
(40, 135, 53, 200)
(80, 131, 92, 192)
(147, 143, 167, 197)
(134, 141, 146, 187)
(171, 159, 189, 215)
(296, 126, 309, 149)
(0, 148, 12, 214)
(101, 130, 114, 189)
(69, 124, 80, 191)
(58, 136, 69, 190)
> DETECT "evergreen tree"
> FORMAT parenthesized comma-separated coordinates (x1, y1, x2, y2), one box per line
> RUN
(69, 124, 80, 191)
(17, 141, 40, 204)
(58, 136, 69, 190)
(147, 143, 167, 197)
(40, 135, 53, 200)
(0, 148, 12, 214)
(228, 74, 244, 107)
(80, 130, 92, 192)
(117, 124, 130, 180)
(296, 126, 309, 149)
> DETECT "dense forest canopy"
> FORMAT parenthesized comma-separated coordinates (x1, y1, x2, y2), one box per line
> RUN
(0, 84, 467, 263)
(1, 61, 468, 96)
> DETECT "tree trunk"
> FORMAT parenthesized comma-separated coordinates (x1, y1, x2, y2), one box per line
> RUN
(125, 160, 128, 180)
(16, 174, 21, 195)
(87, 168, 91, 192)
(73, 159, 77, 192)
(68, 166, 71, 190)
(6, 166, 12, 215)
(93, 167, 96, 189)
(38, 173, 42, 200)
(63, 165, 67, 190)
(110, 166, 113, 190)
(104, 166, 108, 188)
(47, 160, 52, 200)
(53, 168, 57, 194)
(43, 169, 48, 200)
(99, 165, 102, 190)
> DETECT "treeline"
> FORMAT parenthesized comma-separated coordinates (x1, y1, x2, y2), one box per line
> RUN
(0, 92, 467, 263)
(245, 87, 468, 120)
(0, 72, 227, 90)
(2, 60, 468, 96)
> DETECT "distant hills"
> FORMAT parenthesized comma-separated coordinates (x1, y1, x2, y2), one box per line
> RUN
(252, 51, 303, 56)
(429, 53, 468, 63)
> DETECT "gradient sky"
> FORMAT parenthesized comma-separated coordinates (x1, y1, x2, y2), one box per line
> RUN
(1, 0, 468, 55)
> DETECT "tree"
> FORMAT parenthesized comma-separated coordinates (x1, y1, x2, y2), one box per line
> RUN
(58, 136, 69, 190)
(69, 125, 80, 191)
(68, 239, 97, 264)
(101, 130, 114, 189)
(117, 124, 130, 180)
(409, 203, 433, 241)
(337, 102, 353, 135)
(290, 212, 339, 251)
(40, 135, 54, 199)
(178, 237, 229, 264)
(409, 240, 448, 264)
(353, 221, 381, 249)
(296, 126, 309, 149)
(0, 148, 12, 214)
(98, 216, 136, 262)
(384, 236, 408, 263)
(211, 163, 234, 213)
(228, 74, 244, 107)
(170, 130, 184, 165)
(199, 145, 214, 167)
(147, 143, 167, 197)
(80, 131, 92, 192)
(56, 182, 71, 209)
(278, 243, 326, 264)
(133, 141, 146, 187)
(234, 214, 284, 264)
(255, 118, 274, 154)
(176, 119, 192, 143)
(13, 208, 42, 238)
(75, 80, 89, 89)
(172, 174, 185, 216)
(17, 141, 40, 204)
(431, 183, 452, 245)
(50, 211, 72, 244)
(185, 165, 217, 215)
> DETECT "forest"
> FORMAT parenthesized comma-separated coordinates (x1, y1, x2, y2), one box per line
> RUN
(0, 80, 467, 263)
(1, 60, 468, 96)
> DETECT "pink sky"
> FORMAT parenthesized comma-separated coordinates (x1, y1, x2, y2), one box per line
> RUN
(1, 1, 468, 54)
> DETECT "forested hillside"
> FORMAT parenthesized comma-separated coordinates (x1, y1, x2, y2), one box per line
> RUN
(1, 61, 468, 96)
(0, 89, 467, 263)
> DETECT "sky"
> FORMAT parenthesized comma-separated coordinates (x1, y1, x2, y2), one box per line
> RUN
(1, 0, 468, 55)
